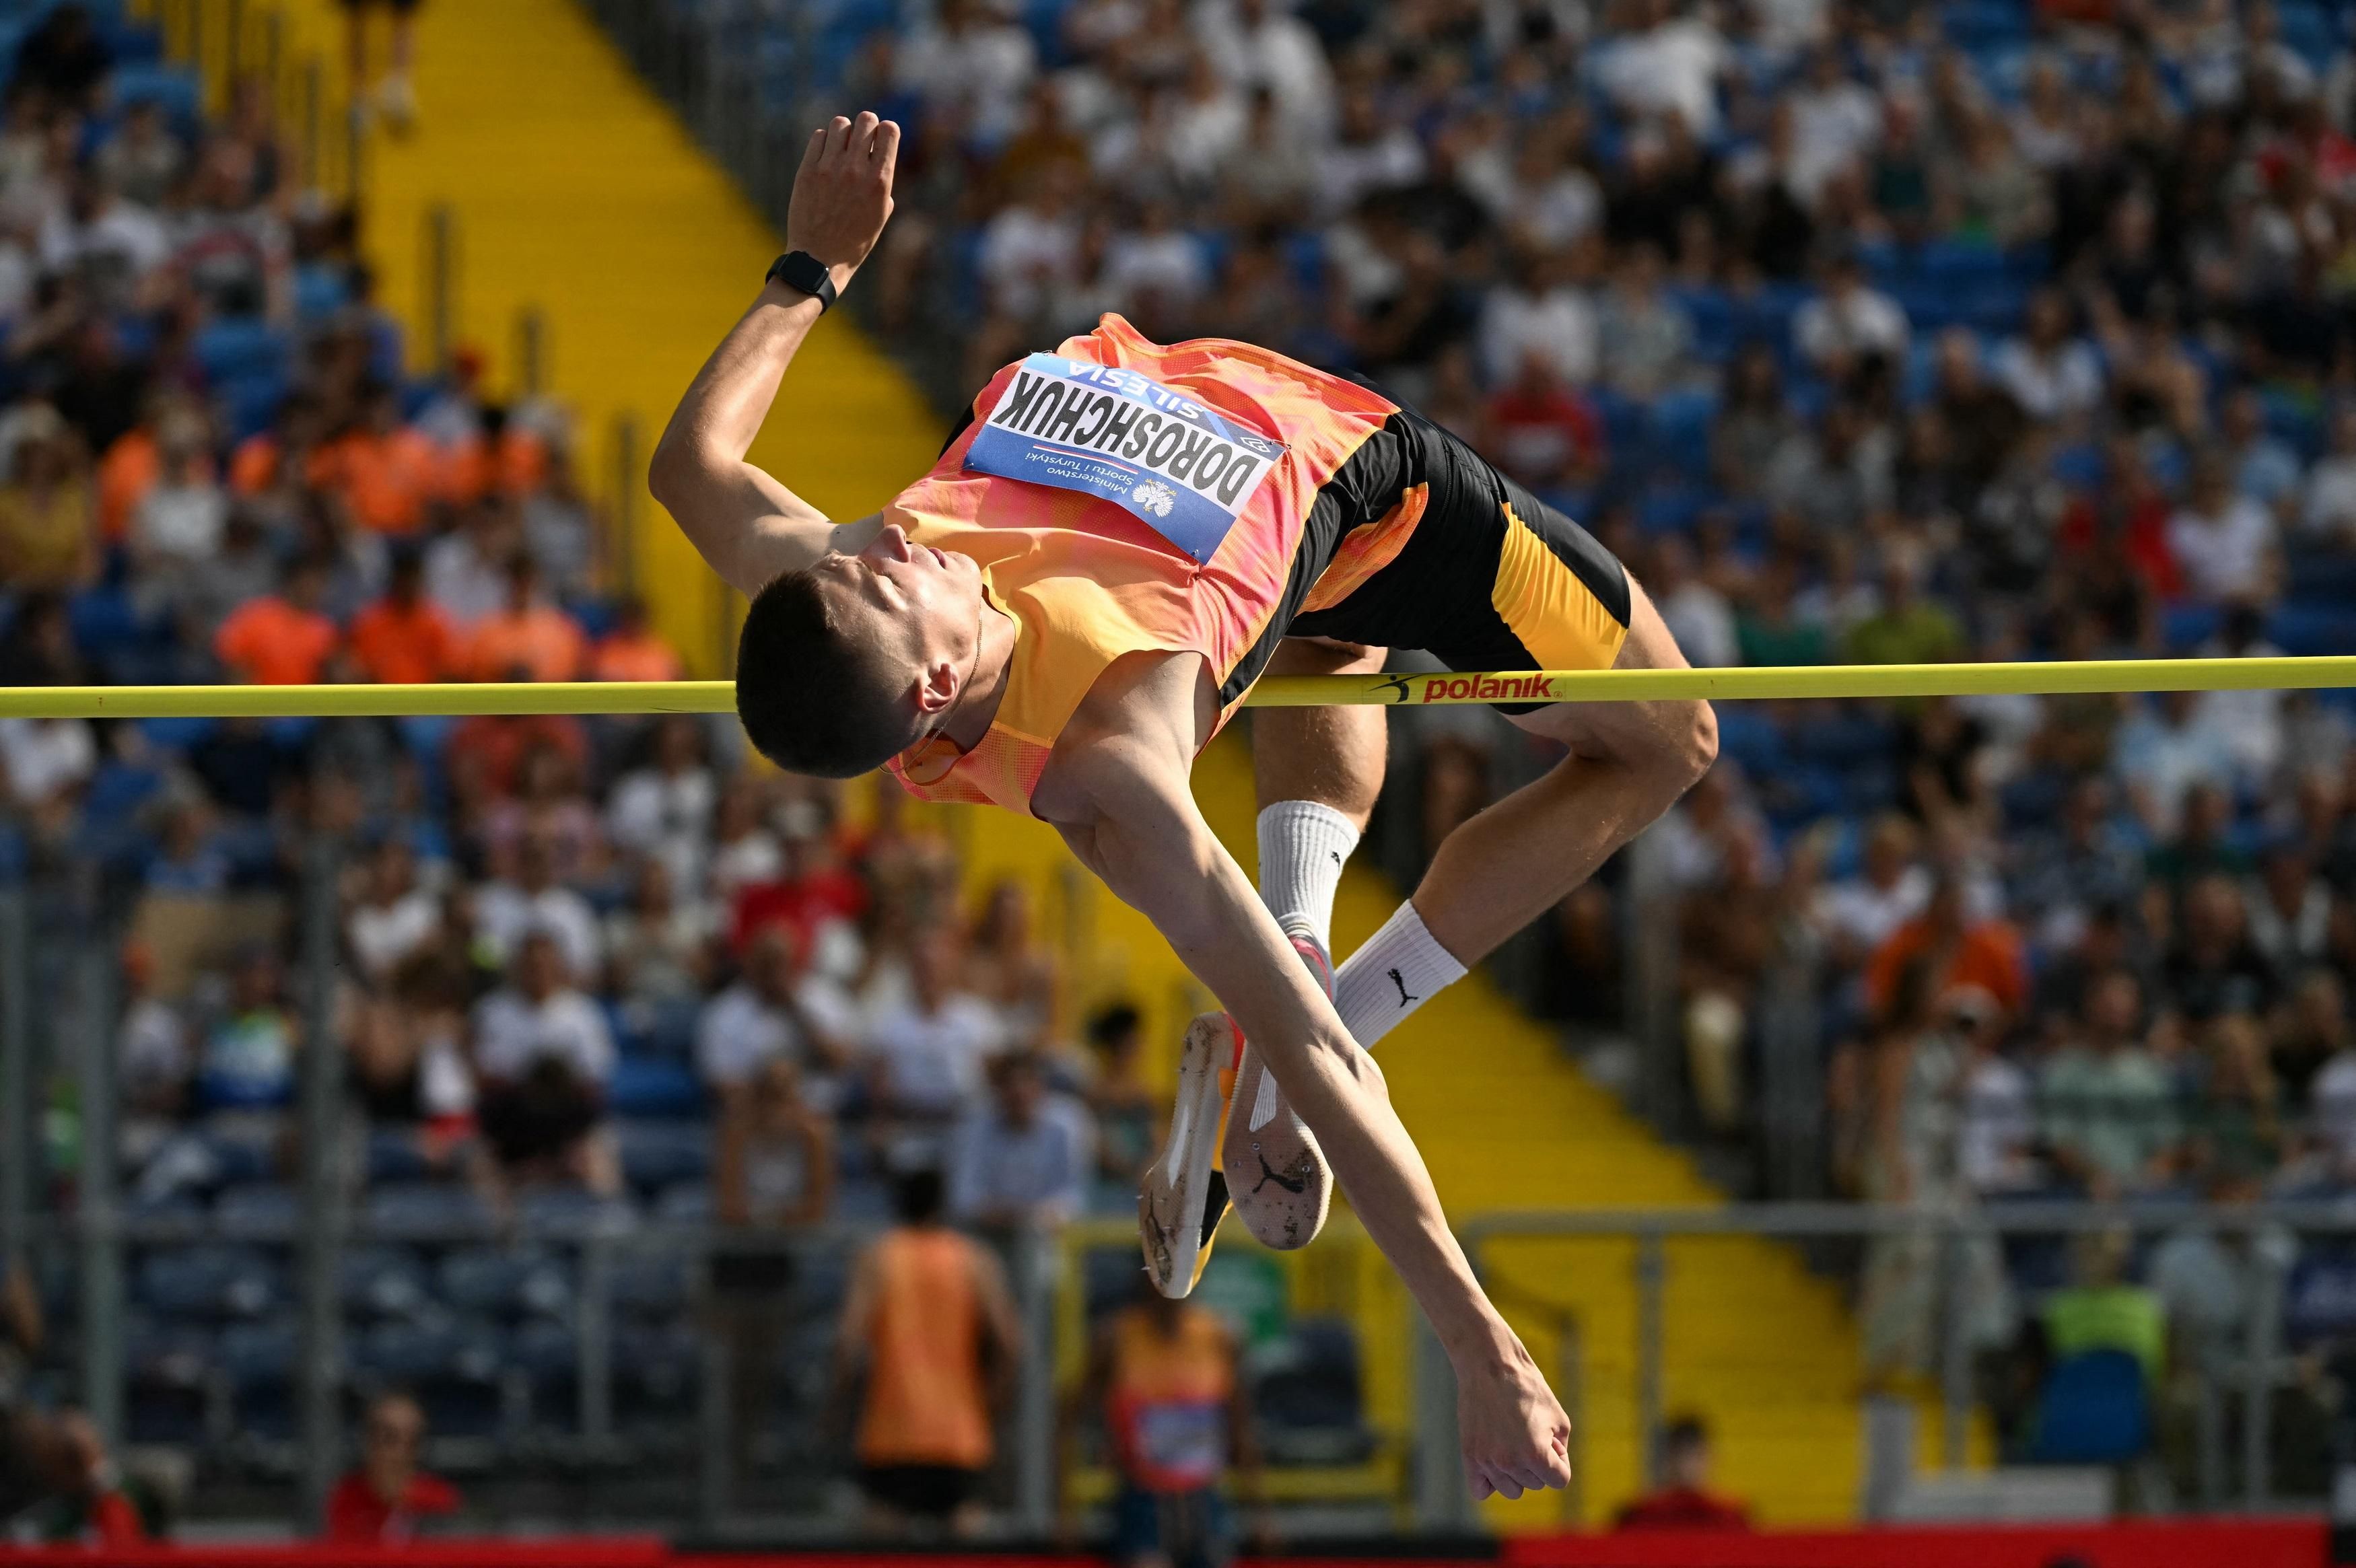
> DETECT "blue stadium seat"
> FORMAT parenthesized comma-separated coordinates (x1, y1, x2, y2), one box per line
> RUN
(340, 1245, 431, 1321)
(1253, 1317, 1377, 1464)
(437, 1246, 574, 1320)
(611, 1248, 695, 1318)
(610, 1053, 703, 1117)
(135, 1244, 283, 1319)
(613, 1320, 699, 1422)
(514, 1186, 635, 1236)
(2026, 1348, 2151, 1464)
(617, 1119, 713, 1194)
(363, 1127, 432, 1185)
(363, 1182, 495, 1240)
(212, 1182, 299, 1240)
(106, 61, 200, 131)
(217, 1316, 298, 1438)
(654, 1182, 712, 1223)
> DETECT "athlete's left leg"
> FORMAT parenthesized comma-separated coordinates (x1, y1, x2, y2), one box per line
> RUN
(1334, 577, 1715, 1050)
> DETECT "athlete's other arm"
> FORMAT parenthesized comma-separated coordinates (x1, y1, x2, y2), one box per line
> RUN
(649, 111, 899, 596)
(1043, 655, 1572, 1501)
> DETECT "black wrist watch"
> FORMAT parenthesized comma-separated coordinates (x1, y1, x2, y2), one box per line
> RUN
(766, 250, 838, 311)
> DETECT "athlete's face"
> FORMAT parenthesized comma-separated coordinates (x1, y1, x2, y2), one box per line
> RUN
(813, 522, 986, 715)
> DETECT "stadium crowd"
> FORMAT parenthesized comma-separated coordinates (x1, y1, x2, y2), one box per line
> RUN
(828, 0, 2356, 1481)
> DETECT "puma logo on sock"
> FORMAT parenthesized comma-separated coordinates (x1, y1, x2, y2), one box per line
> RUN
(1330, 850, 1342, 866)
(1389, 967, 1417, 1007)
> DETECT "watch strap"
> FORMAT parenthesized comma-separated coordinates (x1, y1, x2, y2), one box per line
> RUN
(766, 250, 838, 311)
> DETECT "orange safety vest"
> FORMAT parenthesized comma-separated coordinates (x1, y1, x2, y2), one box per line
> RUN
(882, 314, 1397, 814)
(853, 1227, 994, 1470)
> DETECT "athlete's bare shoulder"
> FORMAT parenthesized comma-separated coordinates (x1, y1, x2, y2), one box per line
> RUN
(1028, 649, 1218, 828)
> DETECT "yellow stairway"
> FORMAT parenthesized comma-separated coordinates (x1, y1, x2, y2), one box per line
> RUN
(238, 0, 1927, 1527)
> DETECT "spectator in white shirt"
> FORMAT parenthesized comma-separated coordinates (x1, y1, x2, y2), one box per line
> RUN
(2302, 404, 2356, 547)
(604, 715, 717, 899)
(1196, 0, 1335, 137)
(0, 714, 92, 814)
(1315, 87, 1425, 220)
(977, 163, 1084, 322)
(1812, 814, 1931, 967)
(472, 930, 619, 1196)
(2168, 451, 2281, 605)
(2312, 1042, 2356, 1182)
(1990, 289, 2104, 424)
(473, 830, 602, 981)
(697, 925, 855, 1108)
(864, 927, 1005, 1143)
(1103, 198, 1209, 316)
(1595, 0, 1731, 137)
(1785, 48, 1880, 199)
(948, 1052, 1095, 1229)
(1794, 250, 1908, 383)
(893, 0, 1037, 143)
(1478, 245, 1597, 388)
(345, 835, 440, 985)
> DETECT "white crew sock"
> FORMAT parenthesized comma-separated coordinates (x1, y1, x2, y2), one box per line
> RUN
(1333, 898, 1466, 1050)
(1255, 800, 1360, 951)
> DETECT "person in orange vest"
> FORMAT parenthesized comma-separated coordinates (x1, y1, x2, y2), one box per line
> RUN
(588, 595, 685, 683)
(1059, 1279, 1267, 1568)
(656, 112, 1710, 1499)
(830, 1166, 1023, 1536)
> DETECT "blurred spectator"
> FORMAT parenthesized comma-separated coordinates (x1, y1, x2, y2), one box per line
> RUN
(711, 1057, 835, 1485)
(833, 1167, 1023, 1538)
(324, 1392, 458, 1544)
(1060, 1275, 1267, 1568)
(215, 555, 341, 685)
(0, 407, 91, 590)
(195, 945, 298, 1120)
(346, 834, 440, 984)
(1593, 242, 1690, 400)
(866, 929, 1005, 1146)
(2168, 450, 2281, 604)
(1614, 1413, 1749, 1530)
(461, 555, 586, 684)
(697, 925, 852, 1108)
(607, 715, 717, 898)
(590, 595, 685, 682)
(1864, 876, 2028, 1023)
(1083, 1001, 1157, 1188)
(1990, 289, 2102, 425)
(471, 929, 619, 1197)
(349, 546, 460, 686)
(0, 1404, 147, 1546)
(1794, 249, 1907, 384)
(965, 877, 1059, 1045)
(604, 853, 717, 1010)
(2039, 970, 2184, 1199)
(949, 1052, 1094, 1228)
(473, 830, 601, 980)
(1840, 545, 1964, 667)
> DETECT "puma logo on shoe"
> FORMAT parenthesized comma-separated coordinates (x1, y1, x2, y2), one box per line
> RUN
(1389, 967, 1417, 1007)
(1252, 1151, 1308, 1195)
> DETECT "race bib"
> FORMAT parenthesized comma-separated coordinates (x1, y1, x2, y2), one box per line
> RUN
(964, 353, 1286, 564)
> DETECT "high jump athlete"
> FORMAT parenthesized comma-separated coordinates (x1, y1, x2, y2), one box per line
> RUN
(652, 113, 1717, 1503)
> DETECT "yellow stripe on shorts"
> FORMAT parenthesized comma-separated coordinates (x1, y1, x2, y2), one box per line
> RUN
(1489, 503, 1629, 674)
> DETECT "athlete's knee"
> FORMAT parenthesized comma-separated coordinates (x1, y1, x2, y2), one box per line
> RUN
(1674, 699, 1719, 789)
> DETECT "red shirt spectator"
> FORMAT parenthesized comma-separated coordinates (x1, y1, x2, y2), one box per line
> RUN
(350, 553, 460, 684)
(215, 558, 340, 685)
(445, 713, 590, 798)
(1615, 1415, 1749, 1531)
(732, 830, 869, 954)
(324, 1392, 460, 1543)
(1484, 357, 1604, 489)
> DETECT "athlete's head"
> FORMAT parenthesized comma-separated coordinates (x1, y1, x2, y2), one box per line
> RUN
(736, 521, 987, 777)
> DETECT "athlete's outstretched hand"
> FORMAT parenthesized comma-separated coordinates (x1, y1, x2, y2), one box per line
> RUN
(786, 110, 899, 277)
(1456, 1329, 1574, 1503)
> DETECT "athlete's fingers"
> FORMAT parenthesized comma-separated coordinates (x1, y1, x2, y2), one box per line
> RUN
(799, 124, 825, 174)
(874, 118, 901, 178)
(825, 114, 854, 159)
(1464, 1462, 1492, 1502)
(852, 108, 880, 154)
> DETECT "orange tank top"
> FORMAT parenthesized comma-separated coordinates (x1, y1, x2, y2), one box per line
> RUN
(1105, 1304, 1236, 1493)
(854, 1227, 994, 1469)
(882, 314, 1397, 814)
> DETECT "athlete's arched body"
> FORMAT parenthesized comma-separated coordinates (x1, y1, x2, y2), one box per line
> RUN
(652, 114, 1716, 1503)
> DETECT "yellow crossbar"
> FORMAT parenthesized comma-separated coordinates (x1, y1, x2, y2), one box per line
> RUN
(4, 656, 2356, 719)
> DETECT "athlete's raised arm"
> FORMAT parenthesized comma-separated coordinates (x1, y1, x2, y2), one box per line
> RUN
(650, 112, 899, 596)
(1043, 656, 1572, 1502)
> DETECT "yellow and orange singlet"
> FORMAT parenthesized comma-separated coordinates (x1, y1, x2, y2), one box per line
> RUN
(882, 314, 1397, 814)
